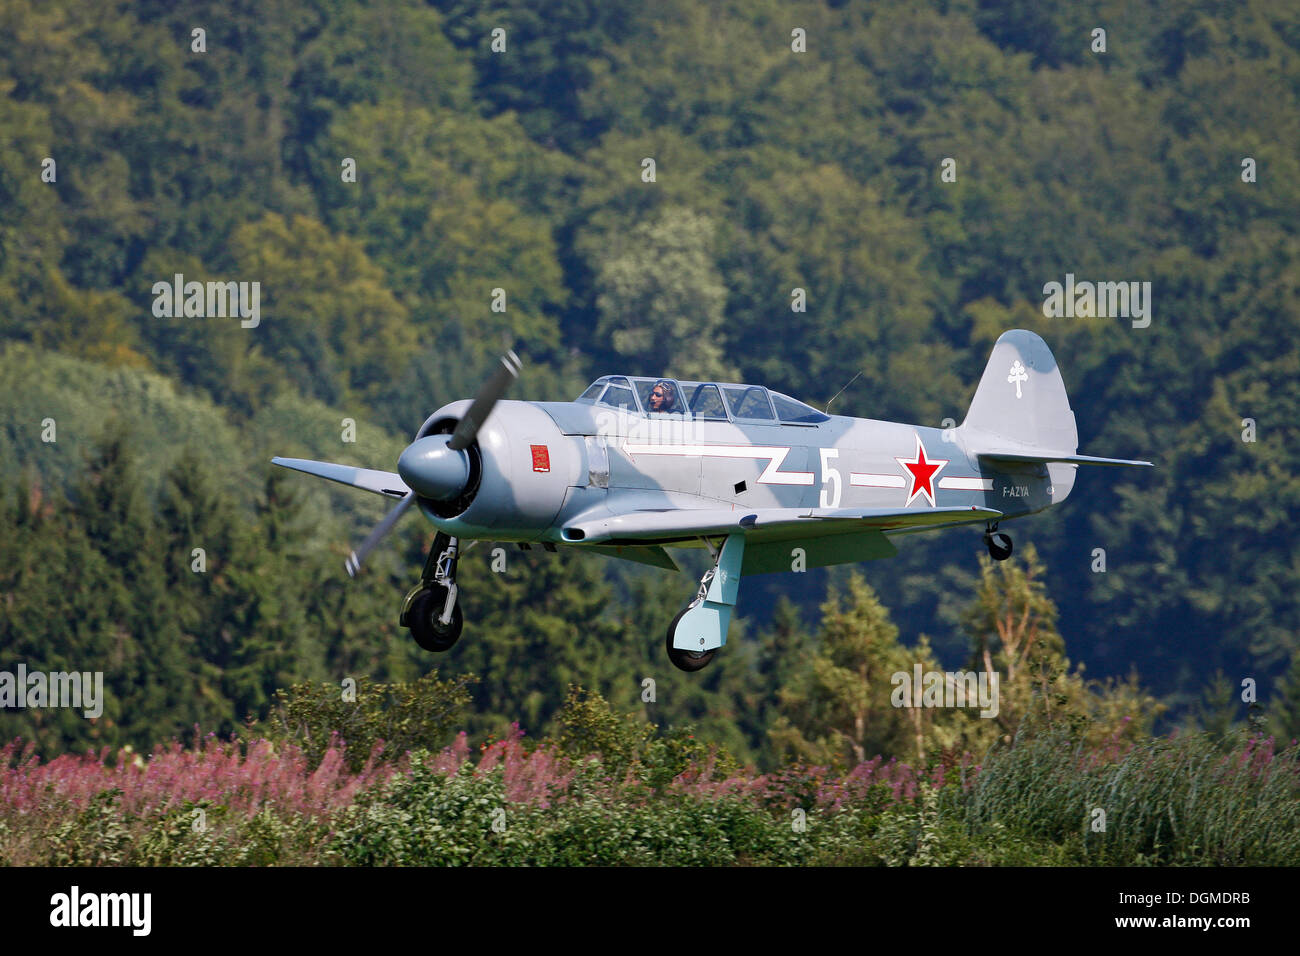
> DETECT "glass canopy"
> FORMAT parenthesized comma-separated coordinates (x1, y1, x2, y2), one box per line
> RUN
(575, 376, 830, 424)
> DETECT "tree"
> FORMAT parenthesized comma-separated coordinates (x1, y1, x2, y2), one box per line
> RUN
(218, 468, 323, 724)
(769, 571, 913, 767)
(314, 102, 568, 368)
(229, 213, 417, 409)
(1271, 651, 1300, 742)
(70, 425, 202, 747)
(594, 207, 734, 381)
(432, 0, 648, 146)
(962, 543, 1068, 738)
(961, 544, 1164, 746)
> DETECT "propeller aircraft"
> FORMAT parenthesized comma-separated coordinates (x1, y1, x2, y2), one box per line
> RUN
(272, 329, 1152, 671)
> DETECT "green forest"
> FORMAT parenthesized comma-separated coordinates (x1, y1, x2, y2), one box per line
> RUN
(1, 0, 1299, 788)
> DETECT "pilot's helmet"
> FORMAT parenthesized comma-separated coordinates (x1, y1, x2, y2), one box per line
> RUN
(650, 379, 678, 412)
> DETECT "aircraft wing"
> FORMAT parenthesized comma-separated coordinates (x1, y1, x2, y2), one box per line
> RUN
(566, 505, 1002, 545)
(804, 505, 1004, 530)
(271, 457, 411, 499)
(978, 450, 1153, 468)
(586, 544, 680, 571)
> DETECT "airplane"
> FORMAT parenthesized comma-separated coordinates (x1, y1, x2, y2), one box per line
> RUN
(272, 329, 1152, 672)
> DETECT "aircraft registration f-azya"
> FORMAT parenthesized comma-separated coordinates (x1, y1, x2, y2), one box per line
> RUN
(272, 329, 1152, 672)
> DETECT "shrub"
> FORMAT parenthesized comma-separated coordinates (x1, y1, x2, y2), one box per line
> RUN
(255, 672, 477, 772)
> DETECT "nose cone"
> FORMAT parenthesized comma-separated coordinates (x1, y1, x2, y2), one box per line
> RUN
(398, 435, 471, 500)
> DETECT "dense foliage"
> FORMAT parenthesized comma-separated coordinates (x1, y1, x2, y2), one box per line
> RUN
(3, 686, 1296, 866)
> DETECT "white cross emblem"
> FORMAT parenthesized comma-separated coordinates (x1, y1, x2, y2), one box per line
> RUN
(1007, 360, 1028, 399)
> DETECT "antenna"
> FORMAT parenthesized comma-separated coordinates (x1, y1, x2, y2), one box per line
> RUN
(824, 370, 862, 414)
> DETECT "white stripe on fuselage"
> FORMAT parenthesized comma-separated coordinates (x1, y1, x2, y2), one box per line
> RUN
(938, 476, 994, 491)
(620, 442, 815, 485)
(850, 473, 907, 488)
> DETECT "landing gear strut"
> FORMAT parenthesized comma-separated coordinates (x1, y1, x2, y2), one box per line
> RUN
(665, 534, 746, 672)
(984, 522, 1013, 561)
(401, 532, 464, 652)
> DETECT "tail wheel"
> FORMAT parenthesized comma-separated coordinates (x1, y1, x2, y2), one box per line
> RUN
(408, 586, 463, 652)
(985, 531, 1013, 562)
(665, 607, 716, 672)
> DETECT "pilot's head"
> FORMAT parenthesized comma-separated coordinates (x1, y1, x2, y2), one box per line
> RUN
(648, 380, 677, 413)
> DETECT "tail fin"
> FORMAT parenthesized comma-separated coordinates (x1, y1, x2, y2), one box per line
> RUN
(960, 330, 1152, 468)
(960, 329, 1079, 454)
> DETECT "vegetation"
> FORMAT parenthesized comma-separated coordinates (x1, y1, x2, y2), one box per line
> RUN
(3, 685, 1295, 866)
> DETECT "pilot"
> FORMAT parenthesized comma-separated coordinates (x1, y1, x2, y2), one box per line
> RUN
(647, 380, 678, 413)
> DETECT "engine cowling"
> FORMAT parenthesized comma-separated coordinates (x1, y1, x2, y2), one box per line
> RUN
(411, 400, 580, 542)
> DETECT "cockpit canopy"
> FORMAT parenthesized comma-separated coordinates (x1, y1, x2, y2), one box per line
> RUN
(575, 376, 829, 424)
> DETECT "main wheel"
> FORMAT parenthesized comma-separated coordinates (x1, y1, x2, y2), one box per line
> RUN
(665, 607, 716, 672)
(408, 586, 464, 652)
(985, 531, 1013, 561)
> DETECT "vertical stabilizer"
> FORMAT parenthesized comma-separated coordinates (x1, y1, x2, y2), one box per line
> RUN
(959, 329, 1078, 454)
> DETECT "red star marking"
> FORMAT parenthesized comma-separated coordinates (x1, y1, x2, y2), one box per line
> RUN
(896, 435, 948, 507)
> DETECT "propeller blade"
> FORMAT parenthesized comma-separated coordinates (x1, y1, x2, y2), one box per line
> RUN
(448, 350, 522, 451)
(345, 491, 415, 577)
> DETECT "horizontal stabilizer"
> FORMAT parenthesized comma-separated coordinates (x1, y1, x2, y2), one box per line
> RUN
(271, 457, 411, 498)
(978, 451, 1153, 468)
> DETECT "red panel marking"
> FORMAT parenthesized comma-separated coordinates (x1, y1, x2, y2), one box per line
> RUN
(530, 444, 550, 473)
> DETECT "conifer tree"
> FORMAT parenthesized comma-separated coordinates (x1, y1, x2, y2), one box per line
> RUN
(769, 572, 913, 767)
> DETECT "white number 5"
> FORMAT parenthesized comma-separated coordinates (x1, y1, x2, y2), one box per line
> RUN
(819, 448, 842, 508)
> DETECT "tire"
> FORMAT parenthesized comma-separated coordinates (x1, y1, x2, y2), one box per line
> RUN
(408, 586, 463, 652)
(665, 607, 716, 672)
(986, 532, 1013, 562)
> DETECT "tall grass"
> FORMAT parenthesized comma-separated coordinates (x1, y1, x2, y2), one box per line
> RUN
(966, 728, 1300, 864)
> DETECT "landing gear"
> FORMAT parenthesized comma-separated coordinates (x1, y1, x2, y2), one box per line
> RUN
(666, 606, 716, 672)
(984, 523, 1013, 561)
(408, 585, 464, 651)
(664, 535, 746, 673)
(401, 533, 464, 652)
